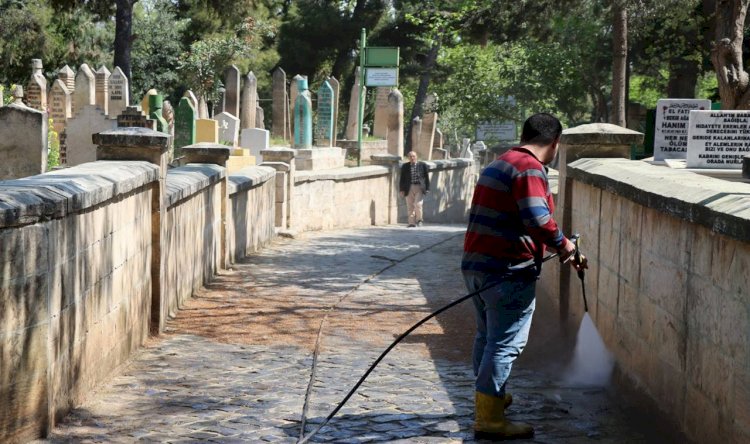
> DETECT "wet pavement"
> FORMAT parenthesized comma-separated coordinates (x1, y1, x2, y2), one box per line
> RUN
(39, 225, 684, 443)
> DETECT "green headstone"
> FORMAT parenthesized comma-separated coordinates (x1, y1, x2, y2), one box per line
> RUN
(643, 108, 655, 157)
(711, 102, 721, 110)
(315, 80, 334, 147)
(149, 94, 168, 133)
(174, 97, 196, 154)
(293, 78, 312, 148)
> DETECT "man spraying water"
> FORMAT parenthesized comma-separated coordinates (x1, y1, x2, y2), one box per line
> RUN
(462, 113, 586, 440)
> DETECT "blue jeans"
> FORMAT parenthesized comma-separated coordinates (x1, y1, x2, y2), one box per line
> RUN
(463, 271, 537, 397)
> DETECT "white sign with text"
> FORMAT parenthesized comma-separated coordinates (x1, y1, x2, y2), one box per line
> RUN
(686, 110, 750, 168)
(654, 99, 711, 161)
(476, 121, 517, 141)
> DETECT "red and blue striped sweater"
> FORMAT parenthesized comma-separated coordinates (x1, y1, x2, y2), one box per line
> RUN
(462, 147, 565, 275)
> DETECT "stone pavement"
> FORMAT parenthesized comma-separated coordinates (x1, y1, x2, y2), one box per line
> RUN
(39, 225, 684, 443)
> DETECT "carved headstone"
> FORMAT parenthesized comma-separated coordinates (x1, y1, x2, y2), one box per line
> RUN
(73, 63, 95, 116)
(315, 80, 334, 147)
(290, 74, 306, 136)
(108, 66, 129, 119)
(66, 104, 117, 166)
(387, 89, 404, 156)
(411, 116, 422, 154)
(49, 79, 72, 135)
(216, 112, 240, 146)
(293, 77, 312, 149)
(345, 67, 365, 140)
(26, 59, 47, 112)
(196, 119, 219, 143)
(174, 97, 197, 153)
(224, 64, 241, 118)
(141, 88, 157, 115)
(117, 106, 155, 130)
(256, 106, 265, 130)
(373, 87, 392, 139)
(327, 76, 340, 146)
(0, 97, 48, 179)
(58, 65, 75, 94)
(272, 67, 289, 140)
(433, 128, 444, 149)
(241, 71, 257, 129)
(95, 65, 110, 116)
(654, 98, 711, 161)
(183, 90, 198, 111)
(162, 100, 175, 151)
(240, 128, 269, 163)
(417, 93, 438, 160)
(148, 94, 168, 133)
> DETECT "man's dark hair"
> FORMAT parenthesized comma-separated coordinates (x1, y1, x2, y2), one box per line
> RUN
(520, 113, 563, 145)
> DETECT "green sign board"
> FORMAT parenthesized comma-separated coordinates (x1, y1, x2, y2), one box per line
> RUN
(365, 47, 400, 67)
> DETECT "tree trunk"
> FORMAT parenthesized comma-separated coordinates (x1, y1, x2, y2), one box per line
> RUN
(406, 41, 440, 151)
(610, 1, 627, 126)
(711, 0, 750, 109)
(114, 0, 136, 97)
(667, 56, 700, 98)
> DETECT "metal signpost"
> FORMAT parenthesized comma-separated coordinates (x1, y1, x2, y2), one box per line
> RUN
(357, 28, 399, 165)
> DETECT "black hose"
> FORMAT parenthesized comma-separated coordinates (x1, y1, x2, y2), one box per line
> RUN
(297, 251, 562, 444)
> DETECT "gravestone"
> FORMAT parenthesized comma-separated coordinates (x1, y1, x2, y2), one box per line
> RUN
(411, 116, 422, 153)
(117, 106, 155, 130)
(293, 77, 312, 149)
(327, 76, 340, 146)
(58, 65, 75, 94)
(433, 128, 444, 149)
(73, 63, 95, 117)
(345, 67, 365, 140)
(315, 80, 334, 147)
(386, 88, 404, 156)
(49, 79, 72, 135)
(183, 90, 198, 111)
(66, 104, 117, 166)
(95, 65, 111, 116)
(0, 93, 48, 179)
(240, 128, 269, 163)
(163, 100, 175, 150)
(272, 67, 289, 140)
(141, 89, 158, 115)
(216, 112, 240, 146)
(148, 94, 169, 133)
(417, 93, 438, 160)
(373, 87, 392, 138)
(460, 138, 472, 158)
(108, 66, 129, 119)
(241, 71, 257, 129)
(224, 65, 241, 118)
(196, 118, 219, 143)
(290, 74, 307, 136)
(174, 97, 197, 153)
(26, 59, 47, 112)
(686, 110, 750, 168)
(654, 98, 711, 161)
(256, 106, 265, 129)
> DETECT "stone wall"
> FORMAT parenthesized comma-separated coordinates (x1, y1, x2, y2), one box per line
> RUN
(539, 123, 749, 442)
(0, 131, 278, 443)
(397, 159, 476, 224)
(543, 157, 750, 444)
(0, 162, 157, 443)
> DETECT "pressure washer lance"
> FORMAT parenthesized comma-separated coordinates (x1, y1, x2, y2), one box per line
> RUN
(297, 234, 586, 444)
(572, 234, 589, 311)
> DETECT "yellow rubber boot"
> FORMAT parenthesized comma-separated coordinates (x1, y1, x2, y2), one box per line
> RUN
(474, 391, 534, 440)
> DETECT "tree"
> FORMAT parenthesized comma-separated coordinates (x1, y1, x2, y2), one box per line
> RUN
(115, 0, 138, 82)
(711, 0, 750, 109)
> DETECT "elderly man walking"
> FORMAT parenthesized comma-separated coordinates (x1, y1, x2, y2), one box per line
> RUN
(399, 151, 430, 228)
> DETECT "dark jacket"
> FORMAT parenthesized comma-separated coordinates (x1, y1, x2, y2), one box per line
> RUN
(399, 161, 430, 194)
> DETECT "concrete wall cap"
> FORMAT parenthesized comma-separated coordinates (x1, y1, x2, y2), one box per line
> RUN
(181, 143, 232, 155)
(93, 127, 171, 148)
(228, 166, 276, 195)
(562, 123, 644, 145)
(371, 154, 401, 162)
(295, 165, 388, 183)
(165, 164, 225, 208)
(0, 160, 158, 227)
(568, 158, 750, 242)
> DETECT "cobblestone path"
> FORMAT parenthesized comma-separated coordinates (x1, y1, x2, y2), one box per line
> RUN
(41, 225, 684, 443)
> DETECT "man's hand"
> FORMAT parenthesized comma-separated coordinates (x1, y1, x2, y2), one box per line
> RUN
(557, 238, 576, 264)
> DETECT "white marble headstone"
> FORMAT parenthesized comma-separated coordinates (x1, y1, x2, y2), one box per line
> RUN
(686, 110, 750, 169)
(654, 99, 711, 161)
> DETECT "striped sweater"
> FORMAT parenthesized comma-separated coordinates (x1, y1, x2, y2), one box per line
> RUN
(462, 147, 565, 275)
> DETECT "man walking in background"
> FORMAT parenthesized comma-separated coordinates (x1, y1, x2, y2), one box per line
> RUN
(399, 151, 430, 228)
(462, 113, 584, 440)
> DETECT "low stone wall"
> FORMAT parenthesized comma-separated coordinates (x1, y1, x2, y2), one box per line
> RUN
(544, 157, 750, 443)
(291, 166, 392, 231)
(0, 161, 157, 443)
(162, 164, 225, 324)
(397, 159, 476, 225)
(228, 166, 276, 261)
